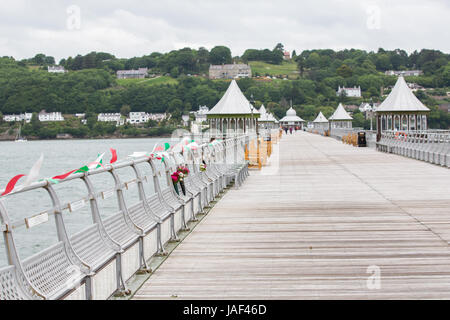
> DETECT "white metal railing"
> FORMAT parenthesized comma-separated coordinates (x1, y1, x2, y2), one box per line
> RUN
(377, 130, 450, 167)
(0, 136, 250, 300)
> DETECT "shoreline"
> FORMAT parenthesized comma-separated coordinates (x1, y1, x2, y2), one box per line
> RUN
(0, 134, 176, 143)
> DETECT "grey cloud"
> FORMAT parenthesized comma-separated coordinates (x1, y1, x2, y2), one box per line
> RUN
(0, 0, 448, 61)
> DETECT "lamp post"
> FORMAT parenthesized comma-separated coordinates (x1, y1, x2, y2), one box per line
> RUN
(249, 96, 261, 169)
(370, 98, 373, 131)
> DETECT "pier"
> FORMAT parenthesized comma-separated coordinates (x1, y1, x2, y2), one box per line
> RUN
(1, 76, 450, 300)
(134, 132, 450, 300)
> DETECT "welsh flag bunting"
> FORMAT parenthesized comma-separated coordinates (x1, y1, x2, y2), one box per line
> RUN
(52, 169, 78, 180)
(0, 146, 175, 197)
(51, 153, 106, 183)
(152, 142, 171, 153)
(87, 153, 105, 170)
(1, 175, 25, 196)
(1, 154, 45, 196)
(110, 148, 118, 164)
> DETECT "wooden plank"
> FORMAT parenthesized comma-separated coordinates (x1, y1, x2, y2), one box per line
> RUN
(133, 132, 450, 300)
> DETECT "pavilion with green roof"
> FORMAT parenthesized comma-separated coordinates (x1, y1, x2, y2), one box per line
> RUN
(207, 80, 260, 137)
(376, 76, 430, 141)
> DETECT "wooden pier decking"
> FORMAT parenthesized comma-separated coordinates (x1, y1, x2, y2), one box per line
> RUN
(134, 131, 450, 300)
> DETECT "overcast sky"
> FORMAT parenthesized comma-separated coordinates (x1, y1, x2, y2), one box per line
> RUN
(0, 0, 449, 62)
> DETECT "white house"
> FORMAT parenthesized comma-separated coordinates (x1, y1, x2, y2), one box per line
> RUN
(209, 64, 252, 79)
(98, 113, 124, 126)
(385, 70, 423, 77)
(193, 106, 209, 123)
(38, 111, 64, 122)
(117, 68, 148, 79)
(2, 113, 33, 123)
(127, 112, 150, 124)
(359, 103, 373, 113)
(148, 113, 169, 122)
(337, 86, 362, 98)
(48, 66, 66, 73)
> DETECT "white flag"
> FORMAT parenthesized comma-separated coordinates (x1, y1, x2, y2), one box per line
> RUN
(23, 154, 44, 187)
(88, 153, 105, 170)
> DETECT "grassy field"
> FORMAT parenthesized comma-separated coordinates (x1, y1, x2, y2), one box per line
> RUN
(249, 61, 299, 78)
(117, 76, 178, 87)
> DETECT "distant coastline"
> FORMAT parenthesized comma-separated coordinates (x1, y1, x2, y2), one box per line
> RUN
(0, 133, 175, 142)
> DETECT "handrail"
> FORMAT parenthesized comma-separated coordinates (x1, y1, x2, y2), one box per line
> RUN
(376, 130, 450, 167)
(0, 134, 251, 300)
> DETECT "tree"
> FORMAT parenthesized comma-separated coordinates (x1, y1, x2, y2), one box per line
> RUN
(306, 52, 320, 68)
(352, 112, 367, 128)
(170, 66, 180, 78)
(274, 43, 284, 52)
(31, 112, 41, 132)
(168, 99, 183, 113)
(336, 64, 353, 78)
(82, 52, 97, 69)
(32, 54, 46, 65)
(120, 105, 131, 117)
(296, 56, 306, 77)
(44, 56, 55, 65)
(209, 46, 232, 65)
(197, 47, 210, 64)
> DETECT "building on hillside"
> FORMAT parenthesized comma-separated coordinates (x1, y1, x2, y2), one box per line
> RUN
(328, 103, 353, 129)
(279, 107, 305, 129)
(337, 86, 362, 98)
(385, 70, 423, 77)
(407, 83, 425, 91)
(190, 106, 209, 134)
(359, 102, 379, 120)
(148, 113, 169, 122)
(48, 66, 66, 73)
(127, 112, 151, 124)
(344, 104, 360, 113)
(117, 68, 148, 79)
(438, 103, 450, 113)
(209, 63, 252, 79)
(38, 110, 64, 122)
(193, 106, 209, 123)
(283, 51, 291, 60)
(2, 113, 33, 123)
(98, 113, 124, 126)
(207, 79, 259, 137)
(359, 102, 372, 113)
(376, 76, 430, 141)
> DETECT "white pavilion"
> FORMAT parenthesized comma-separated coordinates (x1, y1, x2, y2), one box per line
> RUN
(207, 80, 260, 137)
(257, 105, 278, 130)
(280, 107, 305, 129)
(375, 76, 430, 140)
(313, 111, 329, 130)
(329, 103, 353, 129)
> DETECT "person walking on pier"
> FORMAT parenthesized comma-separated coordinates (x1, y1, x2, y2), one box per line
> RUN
(289, 127, 293, 135)
(284, 127, 288, 135)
